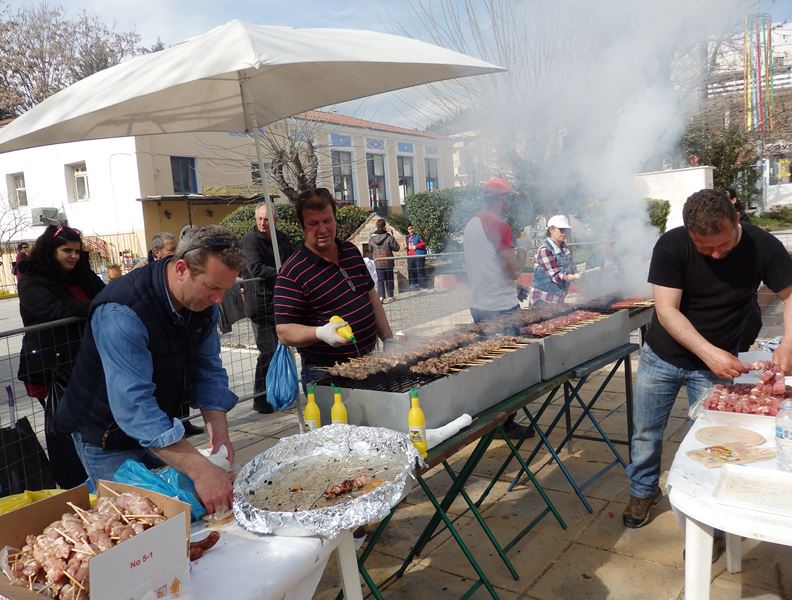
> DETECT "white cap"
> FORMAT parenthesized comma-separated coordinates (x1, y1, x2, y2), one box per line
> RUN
(547, 215, 571, 230)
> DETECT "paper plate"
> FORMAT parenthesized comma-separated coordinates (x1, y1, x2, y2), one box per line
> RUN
(695, 426, 765, 447)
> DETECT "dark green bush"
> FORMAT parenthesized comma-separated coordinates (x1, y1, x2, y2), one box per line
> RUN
(403, 190, 455, 252)
(220, 202, 370, 247)
(752, 206, 792, 231)
(646, 198, 671, 233)
(335, 205, 372, 240)
(404, 185, 521, 252)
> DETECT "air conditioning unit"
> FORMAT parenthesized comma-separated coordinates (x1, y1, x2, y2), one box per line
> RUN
(30, 207, 63, 226)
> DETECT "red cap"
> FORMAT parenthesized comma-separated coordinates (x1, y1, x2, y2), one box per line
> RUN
(483, 177, 518, 196)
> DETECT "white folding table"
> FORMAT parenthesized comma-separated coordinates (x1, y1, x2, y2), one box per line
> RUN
(666, 414, 792, 600)
(189, 522, 363, 600)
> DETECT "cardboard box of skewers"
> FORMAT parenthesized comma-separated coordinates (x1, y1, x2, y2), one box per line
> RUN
(0, 480, 191, 599)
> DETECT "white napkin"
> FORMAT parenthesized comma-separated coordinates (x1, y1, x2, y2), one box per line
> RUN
(199, 444, 234, 472)
(426, 414, 473, 449)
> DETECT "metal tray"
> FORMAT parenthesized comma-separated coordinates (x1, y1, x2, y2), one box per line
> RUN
(233, 425, 421, 538)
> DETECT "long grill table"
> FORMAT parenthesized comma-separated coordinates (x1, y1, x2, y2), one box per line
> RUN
(352, 342, 638, 600)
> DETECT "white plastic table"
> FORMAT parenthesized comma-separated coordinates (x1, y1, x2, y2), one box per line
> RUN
(189, 522, 363, 600)
(666, 413, 792, 600)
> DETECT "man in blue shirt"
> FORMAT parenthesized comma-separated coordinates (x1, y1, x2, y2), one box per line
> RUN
(57, 225, 245, 514)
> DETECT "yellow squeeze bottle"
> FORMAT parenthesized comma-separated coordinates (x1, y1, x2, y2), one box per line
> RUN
(330, 315, 356, 342)
(408, 388, 428, 458)
(330, 384, 348, 425)
(303, 384, 321, 431)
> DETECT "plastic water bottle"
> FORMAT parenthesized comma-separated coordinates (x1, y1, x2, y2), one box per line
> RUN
(776, 399, 792, 473)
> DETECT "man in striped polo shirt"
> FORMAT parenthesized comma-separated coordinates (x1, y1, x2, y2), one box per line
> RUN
(274, 188, 393, 383)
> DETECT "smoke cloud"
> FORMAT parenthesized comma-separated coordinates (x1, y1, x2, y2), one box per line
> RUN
(399, 0, 748, 299)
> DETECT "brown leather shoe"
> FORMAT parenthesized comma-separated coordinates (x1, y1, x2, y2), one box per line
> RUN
(623, 489, 662, 528)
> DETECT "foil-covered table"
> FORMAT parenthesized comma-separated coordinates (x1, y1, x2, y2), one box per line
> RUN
(233, 424, 423, 539)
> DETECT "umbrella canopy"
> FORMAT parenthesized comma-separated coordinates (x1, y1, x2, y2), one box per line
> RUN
(0, 19, 503, 153)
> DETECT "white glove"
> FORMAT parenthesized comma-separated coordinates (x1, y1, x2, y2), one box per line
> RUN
(316, 321, 348, 347)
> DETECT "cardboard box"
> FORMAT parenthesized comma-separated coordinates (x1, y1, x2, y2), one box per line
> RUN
(0, 481, 191, 600)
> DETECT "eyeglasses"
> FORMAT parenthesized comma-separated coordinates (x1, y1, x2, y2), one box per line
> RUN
(297, 187, 332, 201)
(339, 266, 357, 292)
(53, 226, 81, 239)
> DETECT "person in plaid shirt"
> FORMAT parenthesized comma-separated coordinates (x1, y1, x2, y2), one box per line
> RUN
(529, 215, 581, 307)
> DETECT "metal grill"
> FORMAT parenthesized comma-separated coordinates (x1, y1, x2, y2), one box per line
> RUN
(316, 369, 445, 393)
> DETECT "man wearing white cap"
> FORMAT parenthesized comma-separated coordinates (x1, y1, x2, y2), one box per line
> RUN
(464, 176, 533, 439)
(528, 214, 581, 307)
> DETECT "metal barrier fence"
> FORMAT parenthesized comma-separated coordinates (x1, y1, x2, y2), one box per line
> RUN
(2, 244, 673, 496)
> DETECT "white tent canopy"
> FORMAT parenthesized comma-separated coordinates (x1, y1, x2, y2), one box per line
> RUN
(0, 20, 504, 153)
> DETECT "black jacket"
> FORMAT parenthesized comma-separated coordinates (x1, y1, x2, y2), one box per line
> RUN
(56, 258, 215, 449)
(17, 252, 105, 387)
(241, 227, 295, 319)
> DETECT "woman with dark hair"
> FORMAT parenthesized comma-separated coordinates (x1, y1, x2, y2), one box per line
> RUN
(12, 241, 29, 280)
(17, 224, 105, 488)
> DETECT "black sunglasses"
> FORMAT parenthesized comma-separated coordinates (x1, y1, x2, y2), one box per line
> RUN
(297, 187, 332, 201)
(339, 266, 357, 292)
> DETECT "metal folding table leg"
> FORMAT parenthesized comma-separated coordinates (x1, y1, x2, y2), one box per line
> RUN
(561, 359, 627, 468)
(507, 396, 594, 513)
(475, 386, 561, 508)
(414, 473, 502, 599)
(442, 460, 519, 581)
(397, 431, 495, 575)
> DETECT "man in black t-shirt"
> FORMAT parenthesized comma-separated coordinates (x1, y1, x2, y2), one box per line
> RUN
(623, 189, 792, 529)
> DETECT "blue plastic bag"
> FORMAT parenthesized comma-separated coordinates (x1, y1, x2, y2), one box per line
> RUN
(112, 459, 206, 521)
(265, 342, 298, 410)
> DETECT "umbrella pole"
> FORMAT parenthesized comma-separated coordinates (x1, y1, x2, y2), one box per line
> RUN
(238, 71, 282, 270)
(238, 72, 304, 432)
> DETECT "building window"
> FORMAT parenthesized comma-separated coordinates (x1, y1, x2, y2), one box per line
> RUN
(397, 156, 414, 204)
(7, 173, 27, 208)
(171, 156, 198, 194)
(366, 153, 387, 211)
(332, 150, 355, 204)
(425, 158, 439, 191)
(65, 162, 90, 202)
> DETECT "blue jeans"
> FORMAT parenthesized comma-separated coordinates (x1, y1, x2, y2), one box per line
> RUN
(72, 432, 165, 490)
(625, 344, 727, 498)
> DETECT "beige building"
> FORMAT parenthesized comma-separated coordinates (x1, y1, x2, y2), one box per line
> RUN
(0, 111, 454, 263)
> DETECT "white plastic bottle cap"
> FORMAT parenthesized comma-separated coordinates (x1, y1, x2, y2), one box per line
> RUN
(782, 400, 792, 409)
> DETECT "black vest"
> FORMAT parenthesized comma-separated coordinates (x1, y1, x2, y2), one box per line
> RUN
(56, 259, 215, 450)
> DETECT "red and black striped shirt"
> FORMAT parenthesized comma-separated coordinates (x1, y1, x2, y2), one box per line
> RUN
(274, 240, 376, 365)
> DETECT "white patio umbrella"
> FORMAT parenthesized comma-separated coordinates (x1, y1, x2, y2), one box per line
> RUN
(0, 19, 503, 262)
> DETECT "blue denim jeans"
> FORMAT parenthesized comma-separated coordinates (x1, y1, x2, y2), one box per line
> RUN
(72, 432, 165, 491)
(625, 344, 727, 498)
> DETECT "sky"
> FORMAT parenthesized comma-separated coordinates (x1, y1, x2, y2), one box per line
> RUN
(2, 0, 791, 129)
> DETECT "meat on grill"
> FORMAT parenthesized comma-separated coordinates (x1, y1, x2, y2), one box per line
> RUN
(521, 310, 601, 337)
(609, 297, 652, 310)
(325, 330, 482, 379)
(410, 336, 524, 375)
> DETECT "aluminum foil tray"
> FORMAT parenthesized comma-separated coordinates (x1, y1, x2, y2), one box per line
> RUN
(233, 424, 423, 539)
